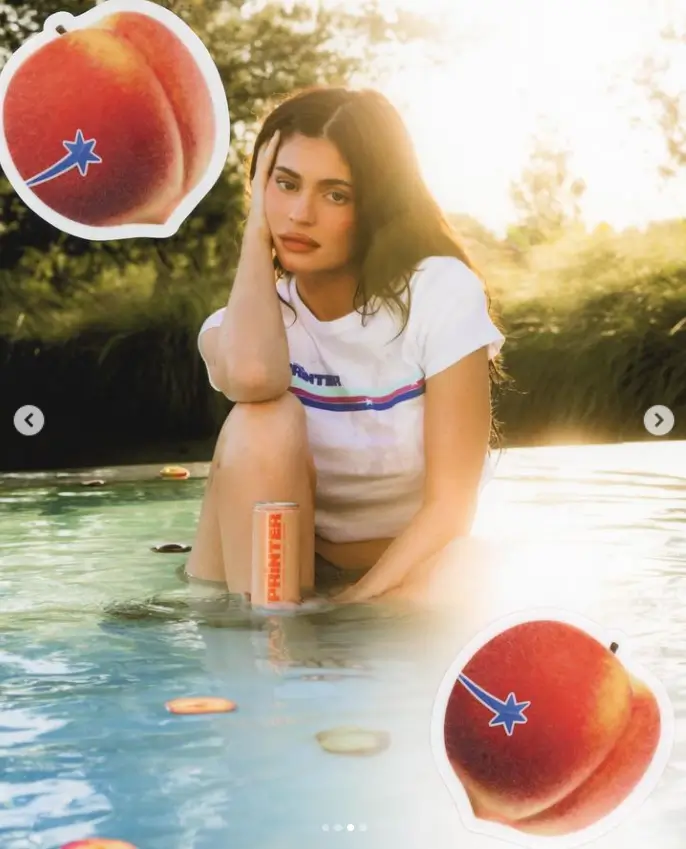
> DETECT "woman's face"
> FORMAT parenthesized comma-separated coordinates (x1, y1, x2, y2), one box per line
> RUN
(264, 133, 356, 274)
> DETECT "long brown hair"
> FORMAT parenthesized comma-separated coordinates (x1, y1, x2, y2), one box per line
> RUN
(249, 86, 509, 448)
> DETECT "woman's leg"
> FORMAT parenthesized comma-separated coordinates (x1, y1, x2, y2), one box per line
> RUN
(185, 392, 316, 597)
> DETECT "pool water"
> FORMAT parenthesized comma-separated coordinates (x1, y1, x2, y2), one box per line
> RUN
(0, 441, 684, 849)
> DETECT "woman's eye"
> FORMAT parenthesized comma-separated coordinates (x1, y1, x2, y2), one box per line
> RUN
(274, 179, 349, 204)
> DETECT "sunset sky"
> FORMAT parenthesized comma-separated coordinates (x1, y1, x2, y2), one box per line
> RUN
(338, 0, 686, 235)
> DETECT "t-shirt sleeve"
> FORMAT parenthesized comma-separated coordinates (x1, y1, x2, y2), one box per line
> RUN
(198, 307, 226, 392)
(411, 257, 505, 379)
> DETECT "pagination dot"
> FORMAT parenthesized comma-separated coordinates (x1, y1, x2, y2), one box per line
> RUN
(321, 822, 367, 833)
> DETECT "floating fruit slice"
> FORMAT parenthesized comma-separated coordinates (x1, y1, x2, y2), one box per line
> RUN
(61, 839, 138, 849)
(316, 726, 390, 756)
(159, 465, 190, 479)
(165, 696, 236, 715)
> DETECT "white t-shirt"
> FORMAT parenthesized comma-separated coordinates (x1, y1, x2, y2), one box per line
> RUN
(198, 255, 505, 543)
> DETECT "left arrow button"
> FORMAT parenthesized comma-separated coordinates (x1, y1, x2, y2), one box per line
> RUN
(13, 405, 45, 436)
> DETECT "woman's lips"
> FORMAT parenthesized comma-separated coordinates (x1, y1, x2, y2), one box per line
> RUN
(279, 236, 319, 253)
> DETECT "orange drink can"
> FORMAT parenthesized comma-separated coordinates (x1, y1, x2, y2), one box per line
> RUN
(251, 502, 301, 606)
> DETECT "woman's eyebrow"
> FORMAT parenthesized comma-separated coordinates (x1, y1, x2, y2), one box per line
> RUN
(274, 165, 352, 189)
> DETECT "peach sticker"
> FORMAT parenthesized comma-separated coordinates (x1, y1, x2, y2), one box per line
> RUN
(430, 608, 674, 848)
(0, 0, 230, 240)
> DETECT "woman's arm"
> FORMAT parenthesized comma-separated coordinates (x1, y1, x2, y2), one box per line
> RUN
(210, 131, 292, 402)
(333, 346, 491, 602)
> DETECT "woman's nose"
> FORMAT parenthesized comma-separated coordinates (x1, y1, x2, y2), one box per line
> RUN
(288, 193, 315, 224)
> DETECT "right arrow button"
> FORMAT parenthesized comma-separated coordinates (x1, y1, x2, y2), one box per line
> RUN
(644, 405, 675, 437)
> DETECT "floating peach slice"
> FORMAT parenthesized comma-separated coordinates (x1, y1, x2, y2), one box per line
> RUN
(316, 726, 391, 756)
(159, 465, 191, 479)
(165, 696, 237, 715)
(61, 840, 138, 849)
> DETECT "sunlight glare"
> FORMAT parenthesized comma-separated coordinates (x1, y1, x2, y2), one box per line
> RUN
(355, 0, 686, 232)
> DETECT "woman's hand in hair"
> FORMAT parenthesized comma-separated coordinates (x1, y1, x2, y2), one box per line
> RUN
(246, 130, 280, 247)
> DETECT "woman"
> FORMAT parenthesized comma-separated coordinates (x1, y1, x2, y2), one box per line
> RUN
(186, 86, 506, 605)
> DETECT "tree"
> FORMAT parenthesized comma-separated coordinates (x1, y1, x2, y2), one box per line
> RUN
(636, 22, 686, 179)
(508, 137, 586, 246)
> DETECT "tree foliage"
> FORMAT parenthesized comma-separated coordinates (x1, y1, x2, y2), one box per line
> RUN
(508, 139, 586, 247)
(636, 21, 686, 179)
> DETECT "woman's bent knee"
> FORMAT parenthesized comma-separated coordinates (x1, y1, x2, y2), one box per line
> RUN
(228, 390, 305, 428)
(215, 391, 310, 469)
(229, 392, 304, 419)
